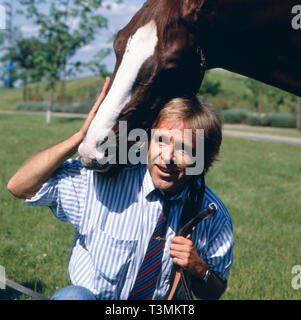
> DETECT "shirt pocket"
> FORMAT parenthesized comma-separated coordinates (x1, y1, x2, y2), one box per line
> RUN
(86, 227, 137, 299)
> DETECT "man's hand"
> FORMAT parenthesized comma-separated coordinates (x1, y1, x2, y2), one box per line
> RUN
(170, 236, 207, 278)
(79, 77, 111, 139)
(169, 236, 227, 300)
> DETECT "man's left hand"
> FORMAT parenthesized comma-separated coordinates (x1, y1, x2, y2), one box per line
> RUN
(169, 236, 207, 278)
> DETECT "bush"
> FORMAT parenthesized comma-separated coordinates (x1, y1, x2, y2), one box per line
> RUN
(262, 113, 297, 128)
(222, 108, 250, 124)
(59, 101, 94, 114)
(14, 101, 50, 112)
(13, 100, 94, 114)
(245, 113, 263, 126)
(222, 108, 297, 129)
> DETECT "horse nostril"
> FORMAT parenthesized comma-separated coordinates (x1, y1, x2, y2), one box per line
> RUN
(96, 143, 108, 158)
(96, 140, 104, 151)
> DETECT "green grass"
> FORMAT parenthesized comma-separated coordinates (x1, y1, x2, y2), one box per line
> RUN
(206, 135, 301, 299)
(224, 124, 301, 139)
(1, 113, 301, 300)
(0, 87, 24, 111)
(0, 70, 298, 117)
(0, 114, 82, 300)
(205, 70, 251, 108)
(0, 75, 106, 111)
(2, 71, 246, 111)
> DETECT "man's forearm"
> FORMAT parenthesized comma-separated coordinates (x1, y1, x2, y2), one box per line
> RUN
(7, 131, 84, 199)
(191, 270, 227, 300)
(7, 77, 111, 199)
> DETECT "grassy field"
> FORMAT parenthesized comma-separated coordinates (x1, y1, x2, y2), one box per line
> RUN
(0, 114, 81, 299)
(0, 113, 301, 300)
(210, 133, 301, 300)
(0, 75, 105, 111)
(0, 70, 253, 111)
(1, 69, 299, 127)
(224, 124, 301, 139)
(0, 70, 291, 113)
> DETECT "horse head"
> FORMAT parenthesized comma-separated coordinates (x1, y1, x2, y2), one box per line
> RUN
(78, 0, 206, 173)
(78, 0, 301, 172)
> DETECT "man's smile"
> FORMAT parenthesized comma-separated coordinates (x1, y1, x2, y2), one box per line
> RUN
(156, 164, 181, 176)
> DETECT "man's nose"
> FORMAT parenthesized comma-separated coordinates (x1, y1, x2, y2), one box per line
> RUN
(161, 143, 175, 164)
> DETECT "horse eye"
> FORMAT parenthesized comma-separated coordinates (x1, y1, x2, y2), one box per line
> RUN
(163, 63, 177, 72)
(158, 64, 179, 80)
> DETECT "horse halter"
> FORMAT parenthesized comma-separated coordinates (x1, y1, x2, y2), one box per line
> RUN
(178, 16, 207, 71)
(197, 46, 207, 70)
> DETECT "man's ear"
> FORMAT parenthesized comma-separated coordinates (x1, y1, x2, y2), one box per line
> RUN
(181, 0, 205, 23)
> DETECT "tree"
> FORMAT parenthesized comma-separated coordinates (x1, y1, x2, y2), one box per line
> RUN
(244, 78, 267, 115)
(0, 28, 18, 88)
(265, 86, 297, 114)
(18, 0, 109, 123)
(2, 37, 43, 101)
(0, 33, 4, 46)
(199, 71, 222, 98)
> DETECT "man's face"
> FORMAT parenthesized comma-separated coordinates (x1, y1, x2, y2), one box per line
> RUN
(147, 117, 196, 196)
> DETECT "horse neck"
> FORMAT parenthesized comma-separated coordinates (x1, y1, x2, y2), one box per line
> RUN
(196, 0, 301, 96)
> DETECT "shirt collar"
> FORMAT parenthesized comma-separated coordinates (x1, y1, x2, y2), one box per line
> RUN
(142, 166, 157, 199)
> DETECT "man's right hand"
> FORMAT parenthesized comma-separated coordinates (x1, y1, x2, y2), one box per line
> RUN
(79, 77, 111, 140)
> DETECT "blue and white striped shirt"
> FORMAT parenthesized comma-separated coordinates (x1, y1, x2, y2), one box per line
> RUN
(26, 158, 233, 300)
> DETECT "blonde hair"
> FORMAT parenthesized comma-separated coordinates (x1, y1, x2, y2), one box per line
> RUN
(152, 97, 222, 173)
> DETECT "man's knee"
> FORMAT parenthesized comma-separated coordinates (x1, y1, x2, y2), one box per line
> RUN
(51, 285, 97, 300)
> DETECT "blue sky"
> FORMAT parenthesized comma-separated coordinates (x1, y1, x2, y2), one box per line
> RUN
(78, 0, 144, 72)
(0, 4, 5, 30)
(11, 0, 145, 75)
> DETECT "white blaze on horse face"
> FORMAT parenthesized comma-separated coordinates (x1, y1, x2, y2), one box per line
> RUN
(78, 20, 158, 162)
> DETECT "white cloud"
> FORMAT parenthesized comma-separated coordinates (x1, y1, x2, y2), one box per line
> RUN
(68, 17, 80, 31)
(79, 41, 111, 53)
(79, 44, 97, 52)
(19, 25, 40, 37)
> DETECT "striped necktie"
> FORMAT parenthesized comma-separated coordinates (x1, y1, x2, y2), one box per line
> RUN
(128, 199, 171, 300)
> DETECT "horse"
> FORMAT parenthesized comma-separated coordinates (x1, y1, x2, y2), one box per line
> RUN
(78, 0, 301, 172)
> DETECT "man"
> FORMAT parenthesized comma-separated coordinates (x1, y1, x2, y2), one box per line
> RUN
(7, 78, 233, 300)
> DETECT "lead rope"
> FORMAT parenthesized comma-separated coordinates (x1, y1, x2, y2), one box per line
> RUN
(4, 277, 49, 300)
(168, 174, 216, 300)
